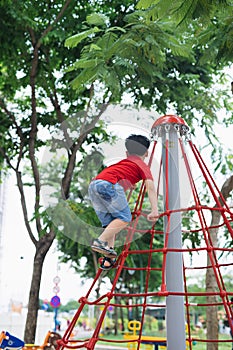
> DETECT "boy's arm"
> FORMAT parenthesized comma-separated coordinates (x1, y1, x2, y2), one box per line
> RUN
(145, 179, 159, 221)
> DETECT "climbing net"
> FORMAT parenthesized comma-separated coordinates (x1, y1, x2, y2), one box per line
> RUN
(57, 116, 233, 350)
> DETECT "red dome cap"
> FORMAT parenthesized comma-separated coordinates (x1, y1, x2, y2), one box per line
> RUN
(151, 115, 187, 129)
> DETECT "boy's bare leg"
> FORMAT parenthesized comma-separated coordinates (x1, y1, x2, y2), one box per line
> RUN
(98, 218, 129, 248)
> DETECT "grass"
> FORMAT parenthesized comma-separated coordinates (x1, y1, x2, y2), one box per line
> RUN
(98, 333, 233, 349)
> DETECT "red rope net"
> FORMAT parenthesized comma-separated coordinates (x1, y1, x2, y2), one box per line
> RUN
(57, 115, 233, 350)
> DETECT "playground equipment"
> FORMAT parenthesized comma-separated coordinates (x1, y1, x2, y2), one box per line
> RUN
(0, 331, 24, 350)
(123, 320, 196, 350)
(0, 331, 61, 350)
(23, 332, 61, 350)
(123, 320, 166, 350)
(56, 114, 233, 350)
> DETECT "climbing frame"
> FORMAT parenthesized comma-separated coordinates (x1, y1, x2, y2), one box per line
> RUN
(57, 115, 233, 350)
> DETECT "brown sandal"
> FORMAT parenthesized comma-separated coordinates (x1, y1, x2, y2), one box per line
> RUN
(91, 239, 117, 258)
(99, 257, 117, 270)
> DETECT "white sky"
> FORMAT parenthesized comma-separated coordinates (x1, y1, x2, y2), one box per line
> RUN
(0, 100, 232, 311)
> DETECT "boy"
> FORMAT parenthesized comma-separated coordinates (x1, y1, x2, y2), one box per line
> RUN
(88, 134, 158, 270)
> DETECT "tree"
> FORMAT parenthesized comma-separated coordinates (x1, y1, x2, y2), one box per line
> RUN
(136, 0, 229, 26)
(65, 9, 232, 147)
(0, 0, 116, 343)
(205, 176, 233, 350)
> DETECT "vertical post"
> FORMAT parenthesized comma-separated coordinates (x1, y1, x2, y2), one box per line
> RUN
(0, 174, 5, 311)
(162, 124, 186, 350)
(54, 307, 58, 331)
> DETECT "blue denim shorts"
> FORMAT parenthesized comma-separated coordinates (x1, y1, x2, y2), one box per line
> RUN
(88, 180, 132, 227)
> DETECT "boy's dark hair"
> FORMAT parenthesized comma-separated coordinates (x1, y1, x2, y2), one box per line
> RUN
(125, 134, 150, 156)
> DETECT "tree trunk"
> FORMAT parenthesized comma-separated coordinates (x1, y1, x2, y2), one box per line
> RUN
(206, 175, 233, 350)
(120, 300, 125, 332)
(24, 231, 55, 343)
(206, 212, 219, 350)
(114, 298, 119, 336)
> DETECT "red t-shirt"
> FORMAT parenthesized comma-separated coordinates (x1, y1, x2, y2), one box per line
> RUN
(95, 155, 153, 191)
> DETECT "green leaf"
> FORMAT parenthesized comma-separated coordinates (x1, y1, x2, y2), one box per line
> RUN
(71, 58, 100, 70)
(136, 0, 159, 9)
(106, 26, 126, 34)
(64, 27, 101, 48)
(90, 43, 102, 51)
(86, 13, 108, 26)
(70, 68, 97, 90)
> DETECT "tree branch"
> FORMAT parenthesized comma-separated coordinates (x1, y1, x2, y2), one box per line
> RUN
(219, 174, 233, 204)
(49, 88, 73, 151)
(0, 147, 15, 171)
(16, 171, 38, 246)
(0, 98, 25, 170)
(29, 47, 41, 234)
(61, 103, 110, 199)
(0, 101, 36, 244)
(27, 0, 73, 229)
(37, 0, 72, 49)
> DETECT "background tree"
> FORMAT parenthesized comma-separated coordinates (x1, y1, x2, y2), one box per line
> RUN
(0, 0, 118, 343)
